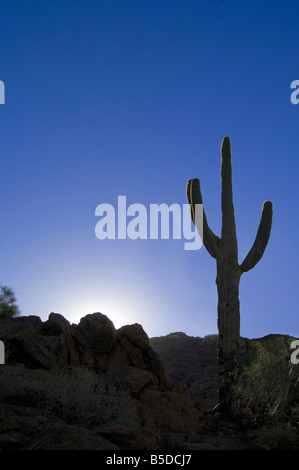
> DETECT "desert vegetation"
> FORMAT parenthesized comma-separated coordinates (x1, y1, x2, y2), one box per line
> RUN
(0, 313, 298, 450)
(187, 136, 273, 416)
(0, 365, 137, 427)
(0, 285, 20, 319)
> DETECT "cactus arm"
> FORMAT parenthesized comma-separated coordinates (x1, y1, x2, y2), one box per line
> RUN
(186, 136, 273, 417)
(187, 178, 220, 259)
(220, 137, 238, 249)
(240, 200, 273, 273)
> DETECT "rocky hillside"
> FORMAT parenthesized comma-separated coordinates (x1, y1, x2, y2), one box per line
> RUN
(150, 333, 220, 411)
(150, 332, 299, 420)
(0, 313, 298, 450)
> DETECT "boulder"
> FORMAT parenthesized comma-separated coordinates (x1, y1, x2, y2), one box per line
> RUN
(104, 323, 171, 389)
(77, 313, 116, 357)
(5, 326, 57, 370)
(42, 312, 71, 336)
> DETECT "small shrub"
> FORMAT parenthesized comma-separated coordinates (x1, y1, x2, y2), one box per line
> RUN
(0, 366, 138, 427)
(37, 367, 138, 426)
(230, 338, 297, 421)
(0, 284, 20, 319)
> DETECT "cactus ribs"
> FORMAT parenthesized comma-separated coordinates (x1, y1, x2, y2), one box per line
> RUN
(187, 136, 273, 417)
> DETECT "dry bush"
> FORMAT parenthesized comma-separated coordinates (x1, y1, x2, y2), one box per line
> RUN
(0, 366, 138, 427)
(253, 424, 298, 450)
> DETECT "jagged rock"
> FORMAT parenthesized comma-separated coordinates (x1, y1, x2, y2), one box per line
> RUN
(0, 315, 42, 336)
(2, 313, 172, 389)
(0, 312, 199, 450)
(76, 312, 116, 368)
(6, 326, 57, 370)
(1, 314, 298, 450)
(105, 324, 171, 389)
(42, 312, 71, 336)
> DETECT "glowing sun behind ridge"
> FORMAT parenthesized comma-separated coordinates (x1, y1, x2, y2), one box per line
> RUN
(63, 297, 139, 331)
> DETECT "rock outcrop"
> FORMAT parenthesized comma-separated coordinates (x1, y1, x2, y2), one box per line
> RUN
(0, 313, 199, 450)
(1, 314, 298, 450)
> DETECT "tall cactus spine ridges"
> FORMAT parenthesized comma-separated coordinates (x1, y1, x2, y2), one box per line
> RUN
(186, 136, 273, 415)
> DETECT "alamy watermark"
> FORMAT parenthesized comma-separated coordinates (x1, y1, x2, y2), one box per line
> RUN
(0, 81, 5, 104)
(290, 340, 299, 365)
(0, 340, 4, 364)
(95, 196, 203, 250)
(290, 80, 299, 105)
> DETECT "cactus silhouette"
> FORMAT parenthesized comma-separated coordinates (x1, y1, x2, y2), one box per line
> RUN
(187, 136, 273, 414)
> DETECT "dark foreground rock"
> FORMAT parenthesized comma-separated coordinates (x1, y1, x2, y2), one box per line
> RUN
(0, 313, 298, 450)
(0, 313, 199, 450)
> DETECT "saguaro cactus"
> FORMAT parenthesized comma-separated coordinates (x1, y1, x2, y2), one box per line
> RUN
(187, 136, 273, 415)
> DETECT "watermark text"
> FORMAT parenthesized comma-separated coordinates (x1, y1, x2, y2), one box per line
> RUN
(290, 80, 299, 104)
(95, 196, 203, 250)
(0, 340, 4, 364)
(0, 81, 4, 104)
(290, 340, 299, 365)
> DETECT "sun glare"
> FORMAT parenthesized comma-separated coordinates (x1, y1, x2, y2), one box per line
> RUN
(63, 297, 141, 331)
(45, 270, 173, 338)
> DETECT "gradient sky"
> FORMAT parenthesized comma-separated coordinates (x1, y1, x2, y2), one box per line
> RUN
(0, 0, 298, 340)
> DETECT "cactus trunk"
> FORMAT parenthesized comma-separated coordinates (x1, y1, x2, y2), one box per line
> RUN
(216, 258, 241, 413)
(216, 259, 241, 362)
(187, 136, 273, 417)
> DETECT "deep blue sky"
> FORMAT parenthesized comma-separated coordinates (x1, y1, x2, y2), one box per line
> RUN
(0, 0, 298, 339)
